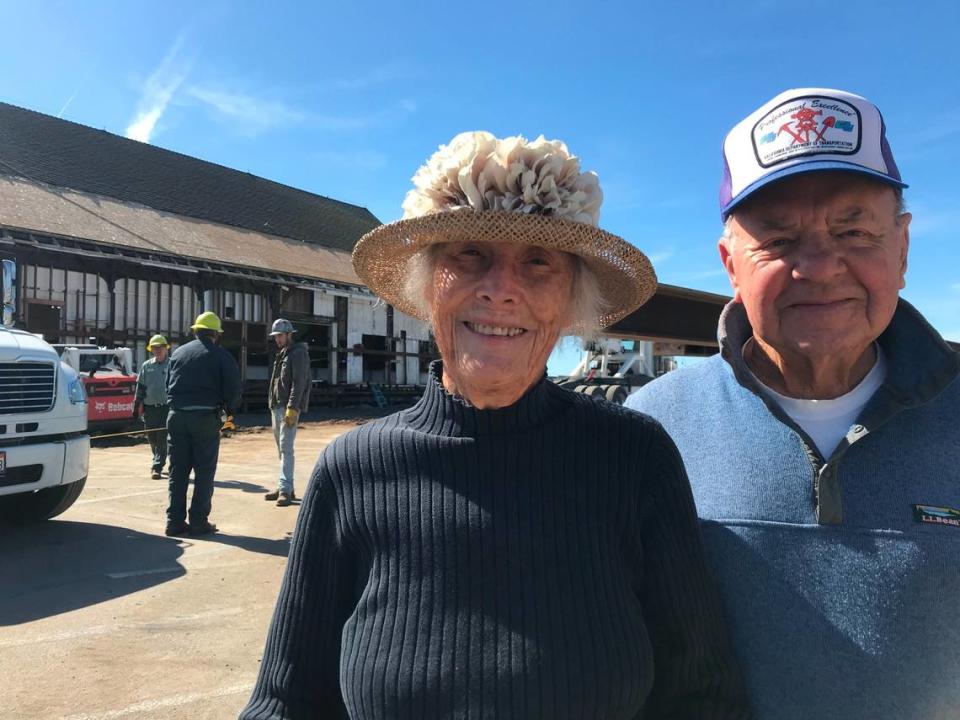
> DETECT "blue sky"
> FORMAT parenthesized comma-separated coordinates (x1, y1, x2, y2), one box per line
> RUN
(3, 1, 960, 374)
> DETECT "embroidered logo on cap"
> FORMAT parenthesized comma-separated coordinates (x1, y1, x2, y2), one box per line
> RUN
(912, 503, 960, 528)
(752, 95, 862, 168)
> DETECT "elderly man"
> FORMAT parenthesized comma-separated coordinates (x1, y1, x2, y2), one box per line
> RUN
(133, 334, 171, 479)
(628, 88, 960, 719)
(264, 318, 311, 507)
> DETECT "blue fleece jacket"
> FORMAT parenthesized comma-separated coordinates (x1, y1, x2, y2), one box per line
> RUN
(626, 298, 960, 720)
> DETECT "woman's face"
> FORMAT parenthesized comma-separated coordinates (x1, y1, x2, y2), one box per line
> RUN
(427, 241, 576, 409)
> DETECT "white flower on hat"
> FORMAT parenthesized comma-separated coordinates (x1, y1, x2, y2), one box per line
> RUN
(401, 131, 603, 226)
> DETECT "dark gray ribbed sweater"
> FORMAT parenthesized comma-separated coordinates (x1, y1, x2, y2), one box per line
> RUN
(240, 366, 748, 720)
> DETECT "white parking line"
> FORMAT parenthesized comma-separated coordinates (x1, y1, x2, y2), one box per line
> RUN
(106, 566, 181, 580)
(59, 682, 254, 720)
(75, 489, 166, 505)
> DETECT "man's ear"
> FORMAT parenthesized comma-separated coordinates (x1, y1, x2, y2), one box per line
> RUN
(718, 235, 742, 303)
(897, 212, 911, 289)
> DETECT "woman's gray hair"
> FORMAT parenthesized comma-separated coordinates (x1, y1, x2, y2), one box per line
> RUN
(404, 243, 605, 340)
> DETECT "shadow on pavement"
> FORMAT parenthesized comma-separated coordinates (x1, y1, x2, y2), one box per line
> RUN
(200, 530, 292, 558)
(214, 479, 271, 494)
(0, 520, 185, 626)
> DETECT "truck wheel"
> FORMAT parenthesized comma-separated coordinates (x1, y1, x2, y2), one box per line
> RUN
(0, 477, 87, 524)
(605, 385, 629, 405)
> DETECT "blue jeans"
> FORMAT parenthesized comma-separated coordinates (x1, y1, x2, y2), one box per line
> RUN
(271, 407, 297, 494)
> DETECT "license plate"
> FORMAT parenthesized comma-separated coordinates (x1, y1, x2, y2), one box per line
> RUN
(0, 451, 5, 478)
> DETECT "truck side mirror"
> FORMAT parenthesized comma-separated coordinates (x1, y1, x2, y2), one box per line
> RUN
(2, 259, 15, 328)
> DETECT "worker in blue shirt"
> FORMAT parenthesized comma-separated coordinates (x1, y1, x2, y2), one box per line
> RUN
(164, 311, 241, 537)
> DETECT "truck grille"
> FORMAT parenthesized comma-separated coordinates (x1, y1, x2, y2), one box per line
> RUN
(0, 361, 57, 414)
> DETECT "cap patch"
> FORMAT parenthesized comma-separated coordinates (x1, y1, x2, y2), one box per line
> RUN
(752, 95, 862, 168)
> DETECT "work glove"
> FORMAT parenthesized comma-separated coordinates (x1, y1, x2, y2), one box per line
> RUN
(283, 407, 299, 428)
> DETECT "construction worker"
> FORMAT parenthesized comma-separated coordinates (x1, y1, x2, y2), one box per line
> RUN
(164, 311, 241, 537)
(133, 334, 171, 479)
(265, 318, 311, 507)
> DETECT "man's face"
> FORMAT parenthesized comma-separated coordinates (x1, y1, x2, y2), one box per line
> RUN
(272, 332, 290, 349)
(151, 345, 168, 361)
(720, 172, 910, 364)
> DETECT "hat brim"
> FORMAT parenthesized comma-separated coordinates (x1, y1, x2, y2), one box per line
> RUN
(722, 160, 908, 219)
(352, 209, 657, 330)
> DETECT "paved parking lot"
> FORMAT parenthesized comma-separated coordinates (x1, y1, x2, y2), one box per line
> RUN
(1, 421, 358, 720)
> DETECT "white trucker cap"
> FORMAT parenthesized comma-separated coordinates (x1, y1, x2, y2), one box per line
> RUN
(720, 88, 906, 219)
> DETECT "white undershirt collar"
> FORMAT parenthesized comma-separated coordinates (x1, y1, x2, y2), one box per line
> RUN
(745, 343, 887, 458)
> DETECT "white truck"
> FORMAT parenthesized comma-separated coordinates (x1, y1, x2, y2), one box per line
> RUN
(0, 258, 90, 523)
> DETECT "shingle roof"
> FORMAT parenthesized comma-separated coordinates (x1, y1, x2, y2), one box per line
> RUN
(0, 101, 381, 252)
(0, 175, 362, 287)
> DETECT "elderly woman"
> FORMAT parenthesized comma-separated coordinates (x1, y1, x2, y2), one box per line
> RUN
(240, 133, 748, 719)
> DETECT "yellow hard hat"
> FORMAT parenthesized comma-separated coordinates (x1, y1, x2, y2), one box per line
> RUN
(146, 334, 169, 350)
(190, 311, 223, 333)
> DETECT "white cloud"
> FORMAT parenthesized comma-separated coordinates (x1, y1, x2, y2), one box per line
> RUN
(57, 88, 80, 118)
(184, 86, 415, 136)
(647, 248, 674, 265)
(186, 86, 306, 136)
(316, 149, 388, 171)
(125, 34, 189, 143)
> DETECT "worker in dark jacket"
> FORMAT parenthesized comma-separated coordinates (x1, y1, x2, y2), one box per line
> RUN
(264, 318, 311, 507)
(133, 334, 171, 479)
(164, 311, 242, 537)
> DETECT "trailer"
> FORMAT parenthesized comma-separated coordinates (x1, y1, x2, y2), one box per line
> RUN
(553, 338, 657, 405)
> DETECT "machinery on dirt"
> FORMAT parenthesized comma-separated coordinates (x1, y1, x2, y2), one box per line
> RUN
(52, 344, 137, 430)
(553, 338, 657, 405)
(0, 257, 90, 523)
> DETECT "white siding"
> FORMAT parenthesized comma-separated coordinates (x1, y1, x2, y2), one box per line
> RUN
(346, 296, 381, 384)
(313, 290, 336, 317)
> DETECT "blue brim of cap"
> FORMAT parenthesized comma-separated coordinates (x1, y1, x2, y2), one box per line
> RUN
(721, 161, 908, 220)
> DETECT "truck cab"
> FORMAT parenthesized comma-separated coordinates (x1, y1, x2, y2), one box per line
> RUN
(0, 258, 90, 523)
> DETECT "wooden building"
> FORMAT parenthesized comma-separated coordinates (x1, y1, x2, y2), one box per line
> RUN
(0, 102, 434, 399)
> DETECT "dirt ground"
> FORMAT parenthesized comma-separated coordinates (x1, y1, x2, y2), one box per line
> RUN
(1, 419, 362, 720)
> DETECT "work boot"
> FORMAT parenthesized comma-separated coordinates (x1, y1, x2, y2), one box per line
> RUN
(264, 489, 280, 501)
(165, 520, 191, 537)
(276, 492, 293, 507)
(151, 470, 162, 480)
(188, 521, 218, 536)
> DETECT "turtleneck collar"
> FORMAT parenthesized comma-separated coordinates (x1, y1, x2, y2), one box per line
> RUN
(401, 361, 573, 438)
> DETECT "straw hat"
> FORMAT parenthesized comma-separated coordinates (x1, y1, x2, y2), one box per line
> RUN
(352, 131, 656, 329)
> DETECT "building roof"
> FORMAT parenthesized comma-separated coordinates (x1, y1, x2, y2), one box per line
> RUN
(0, 102, 381, 252)
(0, 175, 362, 287)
